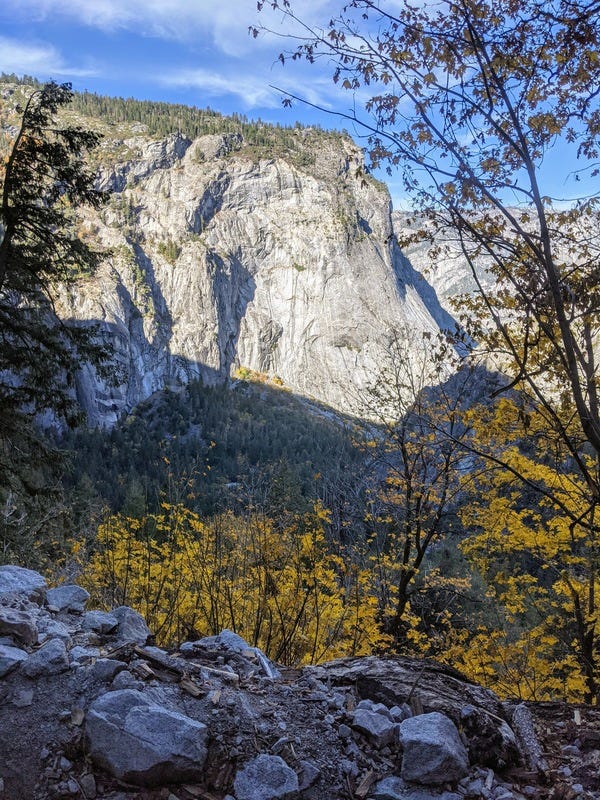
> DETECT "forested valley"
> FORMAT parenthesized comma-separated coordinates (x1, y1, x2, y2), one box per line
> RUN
(1, 10, 599, 712)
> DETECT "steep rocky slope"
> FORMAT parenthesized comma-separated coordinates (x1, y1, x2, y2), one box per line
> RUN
(2, 565, 599, 800)
(391, 211, 497, 314)
(52, 119, 455, 426)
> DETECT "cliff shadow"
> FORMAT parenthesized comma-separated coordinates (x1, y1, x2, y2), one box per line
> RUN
(207, 249, 256, 376)
(388, 235, 461, 342)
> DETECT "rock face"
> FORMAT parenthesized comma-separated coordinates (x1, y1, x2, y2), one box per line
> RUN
(0, 565, 595, 800)
(86, 689, 208, 785)
(57, 129, 455, 425)
(392, 211, 497, 314)
(399, 712, 469, 784)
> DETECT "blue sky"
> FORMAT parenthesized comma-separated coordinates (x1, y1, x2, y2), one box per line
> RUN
(0, 1, 332, 114)
(0, 2, 400, 189)
(0, 1, 592, 208)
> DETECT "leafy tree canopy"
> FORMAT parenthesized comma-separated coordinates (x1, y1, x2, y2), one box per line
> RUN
(256, 0, 600, 463)
(255, 0, 600, 697)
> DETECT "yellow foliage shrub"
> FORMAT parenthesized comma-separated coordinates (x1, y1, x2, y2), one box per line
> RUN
(442, 625, 588, 702)
(76, 503, 387, 665)
(459, 399, 599, 701)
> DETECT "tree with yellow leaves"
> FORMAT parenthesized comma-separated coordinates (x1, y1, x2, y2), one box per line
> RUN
(457, 397, 598, 701)
(76, 501, 386, 665)
(255, 2, 600, 697)
(256, 0, 600, 466)
(358, 329, 477, 650)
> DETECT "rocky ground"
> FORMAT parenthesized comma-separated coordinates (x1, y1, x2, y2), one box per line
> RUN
(0, 565, 598, 800)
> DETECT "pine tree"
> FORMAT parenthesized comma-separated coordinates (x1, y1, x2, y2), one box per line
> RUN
(0, 81, 111, 547)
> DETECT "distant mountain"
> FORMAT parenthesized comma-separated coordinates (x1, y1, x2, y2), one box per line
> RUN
(2, 81, 458, 425)
(391, 211, 497, 312)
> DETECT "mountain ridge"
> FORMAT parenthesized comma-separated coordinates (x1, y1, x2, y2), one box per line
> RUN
(1, 80, 457, 426)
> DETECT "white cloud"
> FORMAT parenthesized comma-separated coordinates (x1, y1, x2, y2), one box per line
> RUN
(0, 36, 97, 77)
(160, 68, 282, 109)
(1, 0, 338, 55)
(0, 1, 381, 122)
(161, 59, 345, 112)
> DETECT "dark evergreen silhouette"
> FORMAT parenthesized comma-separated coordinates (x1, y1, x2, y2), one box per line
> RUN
(0, 81, 110, 508)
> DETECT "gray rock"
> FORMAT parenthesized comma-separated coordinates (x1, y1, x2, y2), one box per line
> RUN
(0, 565, 46, 601)
(90, 658, 128, 683)
(0, 607, 37, 645)
(69, 645, 101, 665)
(46, 584, 90, 613)
(198, 629, 251, 652)
(328, 692, 346, 710)
(399, 712, 469, 785)
(557, 766, 572, 778)
(86, 689, 207, 785)
(234, 754, 299, 800)
(356, 698, 376, 710)
(345, 740, 361, 760)
(60, 756, 73, 771)
(112, 606, 151, 644)
(306, 690, 329, 704)
(390, 704, 412, 722)
(356, 699, 394, 720)
(271, 736, 292, 754)
(298, 760, 320, 791)
(460, 776, 486, 797)
(11, 688, 34, 707)
(82, 610, 119, 634)
(371, 776, 462, 800)
(370, 776, 407, 799)
(352, 707, 397, 748)
(493, 790, 515, 800)
(40, 619, 72, 646)
(189, 629, 281, 679)
(22, 639, 70, 678)
(78, 774, 96, 798)
(560, 744, 580, 756)
(111, 670, 143, 690)
(0, 644, 28, 677)
(340, 759, 359, 779)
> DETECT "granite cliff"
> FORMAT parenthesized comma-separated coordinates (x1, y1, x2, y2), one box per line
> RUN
(54, 122, 455, 427)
